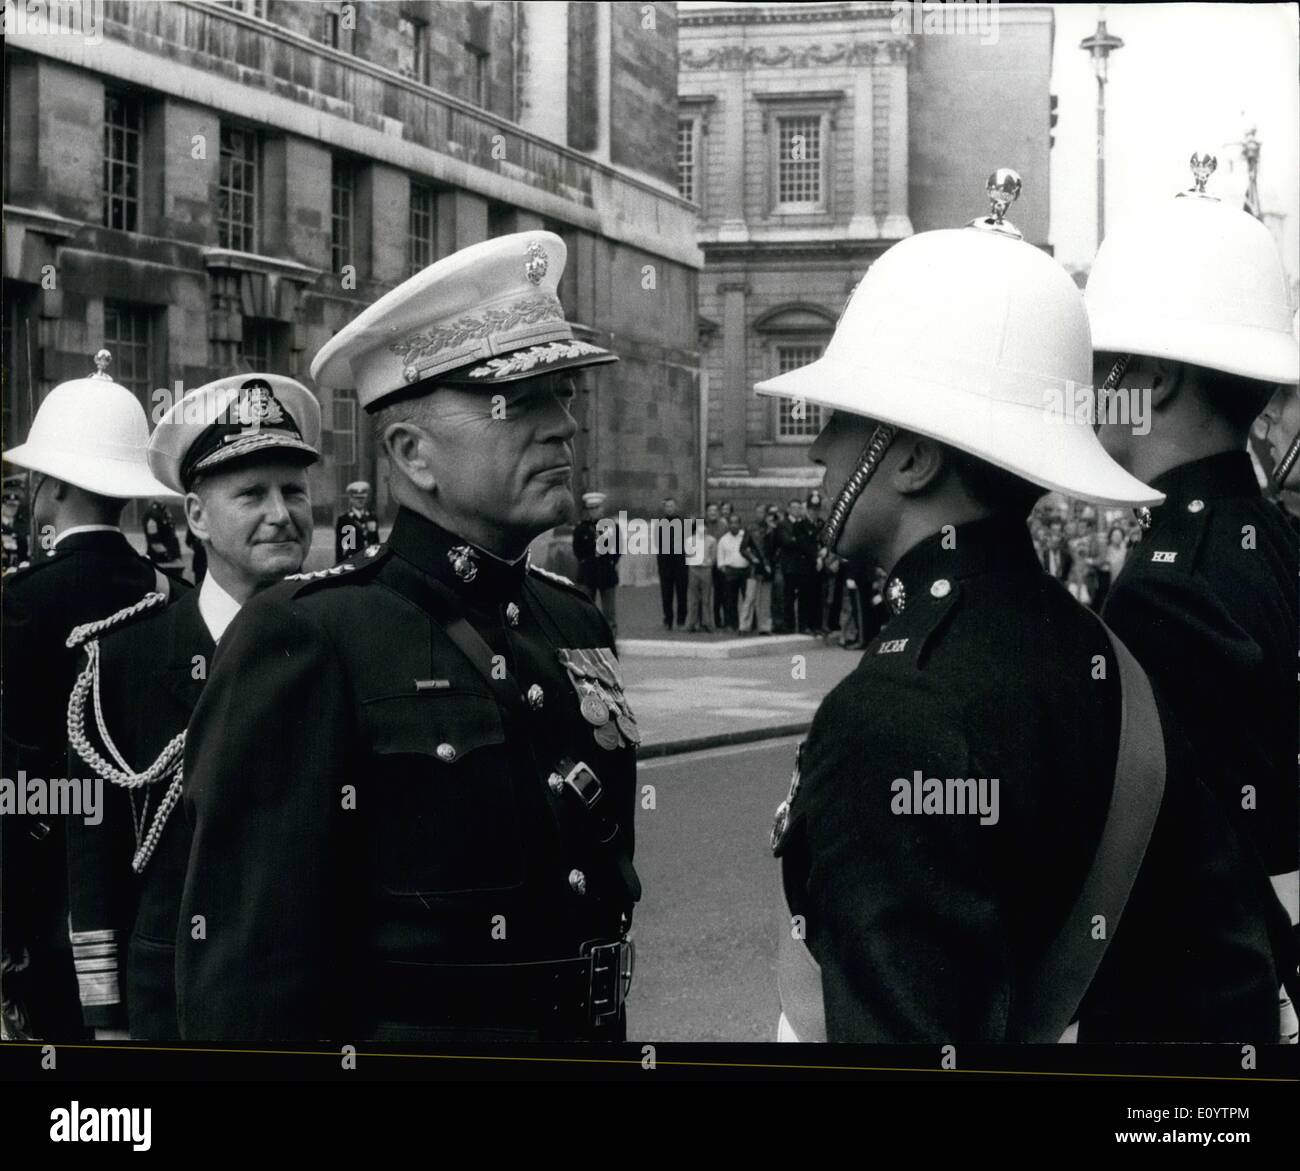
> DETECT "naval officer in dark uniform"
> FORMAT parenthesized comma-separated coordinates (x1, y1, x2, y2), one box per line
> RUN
(763, 173, 1284, 1043)
(65, 374, 320, 1040)
(176, 232, 639, 1042)
(1087, 155, 1298, 994)
(1, 350, 178, 1040)
(334, 479, 380, 564)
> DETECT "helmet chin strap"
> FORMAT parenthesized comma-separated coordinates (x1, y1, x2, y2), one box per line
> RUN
(1274, 428, 1300, 491)
(821, 422, 897, 554)
(1097, 354, 1153, 529)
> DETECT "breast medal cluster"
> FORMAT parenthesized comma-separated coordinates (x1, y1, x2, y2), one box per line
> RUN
(558, 647, 640, 750)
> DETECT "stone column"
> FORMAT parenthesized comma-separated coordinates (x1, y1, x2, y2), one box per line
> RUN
(719, 280, 749, 470)
(876, 38, 914, 239)
(717, 66, 748, 243)
(847, 43, 880, 241)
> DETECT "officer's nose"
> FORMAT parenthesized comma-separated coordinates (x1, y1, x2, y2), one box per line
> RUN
(262, 488, 292, 528)
(538, 383, 579, 447)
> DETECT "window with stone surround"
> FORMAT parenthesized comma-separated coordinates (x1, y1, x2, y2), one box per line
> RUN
(677, 117, 700, 203)
(332, 390, 359, 495)
(215, 0, 267, 19)
(408, 183, 436, 276)
(774, 114, 825, 211)
(103, 93, 142, 233)
(774, 343, 825, 440)
(218, 125, 259, 253)
(466, 44, 490, 108)
(103, 301, 156, 404)
(398, 15, 428, 83)
(239, 319, 284, 373)
(331, 159, 355, 274)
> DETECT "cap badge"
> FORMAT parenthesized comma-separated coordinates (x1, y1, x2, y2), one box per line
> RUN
(235, 383, 286, 429)
(448, 545, 479, 583)
(525, 241, 549, 285)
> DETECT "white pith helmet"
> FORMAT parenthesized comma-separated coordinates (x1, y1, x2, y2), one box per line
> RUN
(755, 171, 1163, 508)
(1086, 152, 1299, 387)
(2, 349, 175, 498)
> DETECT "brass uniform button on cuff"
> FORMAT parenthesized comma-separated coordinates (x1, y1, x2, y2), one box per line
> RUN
(1187, 499, 1205, 513)
(436, 742, 456, 762)
(568, 868, 587, 895)
(527, 683, 545, 710)
(930, 579, 952, 599)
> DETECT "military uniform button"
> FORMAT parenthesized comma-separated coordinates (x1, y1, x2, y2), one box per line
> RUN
(548, 771, 565, 793)
(930, 578, 952, 599)
(527, 683, 545, 710)
(436, 742, 456, 762)
(506, 602, 521, 626)
(568, 868, 587, 895)
(1188, 499, 1205, 513)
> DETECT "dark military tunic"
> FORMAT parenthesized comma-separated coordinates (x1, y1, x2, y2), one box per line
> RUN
(176, 507, 639, 1042)
(334, 508, 379, 564)
(1, 529, 182, 1039)
(1102, 451, 1298, 880)
(776, 516, 1282, 1042)
(65, 588, 212, 1039)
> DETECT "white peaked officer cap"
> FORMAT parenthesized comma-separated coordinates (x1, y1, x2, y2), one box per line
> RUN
(581, 491, 607, 508)
(346, 480, 371, 494)
(2, 349, 174, 498)
(312, 231, 618, 411)
(1087, 153, 1299, 387)
(755, 171, 1164, 508)
(147, 373, 321, 495)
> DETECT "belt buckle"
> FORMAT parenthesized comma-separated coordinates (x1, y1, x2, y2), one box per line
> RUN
(586, 939, 632, 1023)
(562, 761, 603, 811)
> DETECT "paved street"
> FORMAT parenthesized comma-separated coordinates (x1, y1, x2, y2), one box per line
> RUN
(626, 736, 802, 1042)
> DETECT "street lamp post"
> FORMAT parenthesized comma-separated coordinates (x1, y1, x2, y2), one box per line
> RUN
(1080, 10, 1124, 245)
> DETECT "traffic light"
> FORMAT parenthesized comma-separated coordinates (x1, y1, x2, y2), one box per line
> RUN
(1049, 94, 1059, 150)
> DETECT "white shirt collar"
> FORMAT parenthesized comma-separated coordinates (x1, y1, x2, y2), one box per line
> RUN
(53, 524, 121, 547)
(198, 571, 243, 642)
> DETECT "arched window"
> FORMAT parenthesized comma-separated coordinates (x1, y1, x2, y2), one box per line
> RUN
(754, 304, 835, 442)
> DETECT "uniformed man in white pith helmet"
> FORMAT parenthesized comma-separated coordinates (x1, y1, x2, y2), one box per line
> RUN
(766, 172, 1282, 1043)
(1, 349, 177, 1041)
(1087, 155, 1299, 1023)
(176, 232, 639, 1042)
(64, 373, 320, 1041)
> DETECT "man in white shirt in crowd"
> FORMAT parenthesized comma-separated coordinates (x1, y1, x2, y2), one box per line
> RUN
(715, 512, 750, 632)
(684, 513, 717, 633)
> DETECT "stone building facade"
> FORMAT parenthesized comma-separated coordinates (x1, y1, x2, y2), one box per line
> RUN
(3, 0, 701, 524)
(677, 2, 1054, 511)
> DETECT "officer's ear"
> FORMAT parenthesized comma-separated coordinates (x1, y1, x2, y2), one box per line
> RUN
(889, 433, 946, 497)
(1144, 355, 1183, 411)
(382, 418, 438, 493)
(183, 489, 210, 544)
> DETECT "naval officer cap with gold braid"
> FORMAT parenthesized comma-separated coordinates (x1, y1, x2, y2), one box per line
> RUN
(311, 231, 618, 411)
(148, 373, 322, 495)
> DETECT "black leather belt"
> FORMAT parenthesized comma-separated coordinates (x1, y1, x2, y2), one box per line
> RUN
(374, 939, 634, 1033)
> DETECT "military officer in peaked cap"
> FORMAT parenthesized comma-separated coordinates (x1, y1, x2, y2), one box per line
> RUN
(765, 172, 1285, 1043)
(176, 232, 640, 1042)
(64, 374, 320, 1040)
(1087, 155, 1299, 1000)
(1, 350, 178, 1040)
(335, 479, 379, 565)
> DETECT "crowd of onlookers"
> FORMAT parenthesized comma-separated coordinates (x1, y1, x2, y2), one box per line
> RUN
(1029, 497, 1147, 612)
(652, 492, 890, 647)
(646, 492, 1149, 644)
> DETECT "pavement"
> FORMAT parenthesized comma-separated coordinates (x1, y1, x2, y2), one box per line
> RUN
(125, 524, 863, 756)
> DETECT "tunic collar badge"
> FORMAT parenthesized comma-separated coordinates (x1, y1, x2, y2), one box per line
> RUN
(885, 576, 907, 616)
(448, 544, 479, 583)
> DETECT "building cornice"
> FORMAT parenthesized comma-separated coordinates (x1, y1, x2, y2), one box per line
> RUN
(681, 3, 894, 27)
(680, 38, 913, 70)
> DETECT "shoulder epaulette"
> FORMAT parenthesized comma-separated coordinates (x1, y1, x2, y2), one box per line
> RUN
(65, 591, 168, 651)
(526, 561, 586, 597)
(288, 543, 388, 592)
